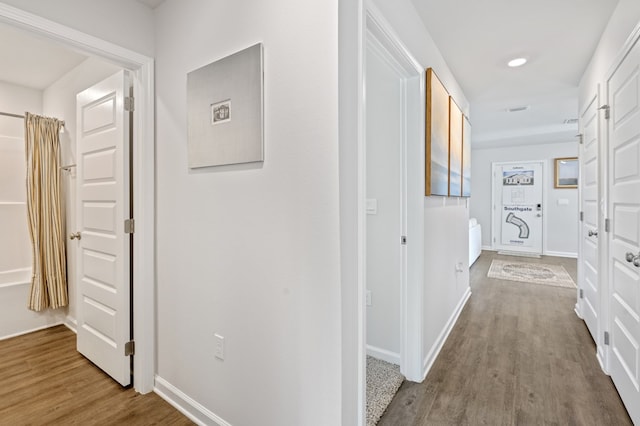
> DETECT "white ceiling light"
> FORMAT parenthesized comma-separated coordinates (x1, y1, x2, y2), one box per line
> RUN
(507, 57, 528, 67)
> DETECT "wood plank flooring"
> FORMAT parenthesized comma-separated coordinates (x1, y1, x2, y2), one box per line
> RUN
(379, 251, 633, 426)
(0, 325, 192, 425)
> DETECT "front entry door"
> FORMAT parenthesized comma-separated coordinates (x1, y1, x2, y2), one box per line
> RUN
(492, 162, 544, 254)
(606, 35, 640, 424)
(579, 93, 600, 346)
(74, 70, 132, 386)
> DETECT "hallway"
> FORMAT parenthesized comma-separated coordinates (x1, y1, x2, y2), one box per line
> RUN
(379, 251, 632, 425)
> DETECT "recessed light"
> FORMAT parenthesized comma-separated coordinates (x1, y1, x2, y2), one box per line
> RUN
(508, 57, 527, 67)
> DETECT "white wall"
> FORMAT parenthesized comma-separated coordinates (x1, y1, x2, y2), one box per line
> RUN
(470, 141, 579, 256)
(369, 0, 472, 377)
(0, 0, 155, 58)
(579, 0, 640, 106)
(154, 1, 341, 425)
(0, 81, 66, 339)
(42, 57, 122, 327)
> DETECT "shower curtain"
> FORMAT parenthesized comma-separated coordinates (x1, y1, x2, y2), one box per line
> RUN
(24, 112, 68, 311)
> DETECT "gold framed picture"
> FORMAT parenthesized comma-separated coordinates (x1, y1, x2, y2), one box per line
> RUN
(554, 157, 578, 188)
(425, 68, 449, 196)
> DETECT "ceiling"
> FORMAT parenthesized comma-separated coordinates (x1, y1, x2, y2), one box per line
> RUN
(0, 0, 619, 148)
(0, 23, 87, 90)
(412, 0, 620, 147)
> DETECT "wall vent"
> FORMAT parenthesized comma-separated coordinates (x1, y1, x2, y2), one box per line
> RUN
(564, 118, 579, 124)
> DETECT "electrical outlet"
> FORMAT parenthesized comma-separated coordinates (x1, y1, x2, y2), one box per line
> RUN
(214, 334, 224, 360)
(366, 290, 372, 307)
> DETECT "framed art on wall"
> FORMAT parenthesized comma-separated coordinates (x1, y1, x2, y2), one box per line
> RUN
(448, 97, 463, 197)
(554, 157, 578, 188)
(462, 116, 471, 197)
(187, 43, 264, 168)
(426, 68, 450, 196)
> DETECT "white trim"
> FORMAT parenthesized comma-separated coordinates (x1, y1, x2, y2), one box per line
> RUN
(154, 376, 232, 426)
(366, 345, 401, 365)
(0, 3, 156, 394)
(65, 316, 78, 334)
(544, 251, 577, 258)
(422, 287, 471, 380)
(0, 322, 64, 341)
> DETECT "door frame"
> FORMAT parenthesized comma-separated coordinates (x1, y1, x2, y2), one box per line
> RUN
(0, 3, 156, 393)
(358, 3, 425, 422)
(491, 160, 546, 254)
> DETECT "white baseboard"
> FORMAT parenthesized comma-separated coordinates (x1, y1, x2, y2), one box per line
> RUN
(366, 345, 401, 365)
(65, 316, 77, 333)
(574, 304, 583, 319)
(481, 245, 494, 251)
(421, 287, 472, 381)
(597, 347, 608, 375)
(154, 376, 232, 426)
(0, 321, 64, 341)
(544, 251, 577, 258)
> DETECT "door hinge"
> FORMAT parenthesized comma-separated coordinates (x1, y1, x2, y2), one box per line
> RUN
(124, 218, 135, 234)
(579, 289, 584, 299)
(124, 96, 135, 112)
(576, 133, 584, 144)
(580, 211, 584, 222)
(124, 340, 135, 356)
(605, 218, 610, 233)
(604, 331, 610, 346)
(599, 104, 610, 120)
(401, 236, 407, 245)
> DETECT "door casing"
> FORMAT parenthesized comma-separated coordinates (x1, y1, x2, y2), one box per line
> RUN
(0, 3, 156, 393)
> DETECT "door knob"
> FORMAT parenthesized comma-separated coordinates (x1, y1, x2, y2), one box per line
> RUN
(634, 257, 640, 268)
(588, 230, 598, 237)
(69, 232, 81, 240)
(626, 252, 637, 262)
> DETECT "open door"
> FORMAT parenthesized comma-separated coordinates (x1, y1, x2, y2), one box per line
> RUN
(578, 93, 600, 346)
(74, 70, 132, 386)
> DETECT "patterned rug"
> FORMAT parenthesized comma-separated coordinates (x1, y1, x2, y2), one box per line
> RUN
(487, 259, 576, 288)
(366, 356, 404, 426)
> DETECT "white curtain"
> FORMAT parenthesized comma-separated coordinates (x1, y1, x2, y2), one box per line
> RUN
(24, 112, 68, 311)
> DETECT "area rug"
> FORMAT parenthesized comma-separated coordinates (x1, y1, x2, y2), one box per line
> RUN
(366, 356, 404, 426)
(487, 259, 576, 288)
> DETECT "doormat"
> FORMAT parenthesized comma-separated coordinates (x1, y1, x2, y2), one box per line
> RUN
(487, 259, 576, 288)
(366, 356, 404, 426)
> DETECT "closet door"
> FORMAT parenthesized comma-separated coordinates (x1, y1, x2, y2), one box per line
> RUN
(606, 36, 640, 424)
(74, 70, 132, 386)
(578, 93, 600, 347)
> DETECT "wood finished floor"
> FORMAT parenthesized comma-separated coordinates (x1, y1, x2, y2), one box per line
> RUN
(0, 325, 193, 425)
(379, 251, 633, 426)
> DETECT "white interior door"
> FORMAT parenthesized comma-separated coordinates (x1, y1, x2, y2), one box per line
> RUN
(492, 161, 544, 254)
(579, 94, 600, 345)
(74, 70, 132, 386)
(607, 37, 640, 424)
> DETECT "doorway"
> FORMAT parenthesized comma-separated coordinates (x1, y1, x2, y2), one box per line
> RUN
(0, 4, 156, 393)
(492, 161, 545, 255)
